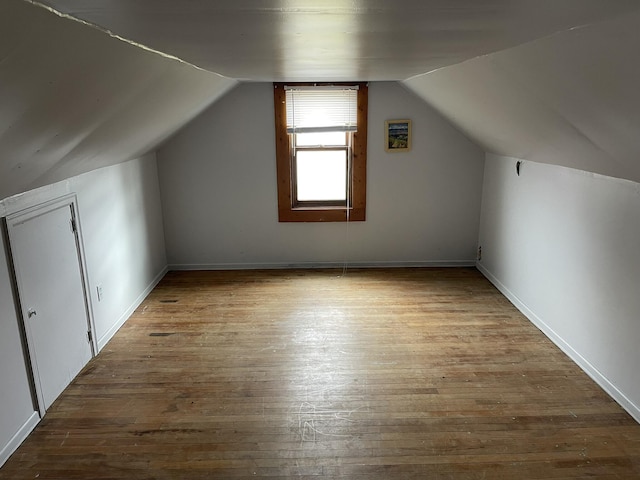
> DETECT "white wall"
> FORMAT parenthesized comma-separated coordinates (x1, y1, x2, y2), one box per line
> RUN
(478, 154, 640, 421)
(157, 82, 485, 268)
(73, 155, 167, 347)
(0, 233, 39, 466)
(0, 154, 167, 465)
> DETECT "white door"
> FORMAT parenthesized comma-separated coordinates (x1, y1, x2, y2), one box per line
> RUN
(7, 197, 93, 413)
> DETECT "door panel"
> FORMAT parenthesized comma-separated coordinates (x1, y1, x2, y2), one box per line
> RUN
(7, 198, 93, 412)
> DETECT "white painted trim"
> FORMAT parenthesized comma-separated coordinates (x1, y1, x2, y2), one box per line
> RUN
(97, 265, 168, 351)
(68, 200, 99, 357)
(168, 260, 476, 271)
(477, 262, 640, 424)
(0, 411, 39, 467)
(0, 181, 73, 217)
(6, 194, 92, 416)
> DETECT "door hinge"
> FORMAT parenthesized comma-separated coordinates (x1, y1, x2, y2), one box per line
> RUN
(87, 330, 92, 343)
(70, 218, 77, 233)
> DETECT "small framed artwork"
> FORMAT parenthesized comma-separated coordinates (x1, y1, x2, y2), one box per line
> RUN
(385, 119, 411, 152)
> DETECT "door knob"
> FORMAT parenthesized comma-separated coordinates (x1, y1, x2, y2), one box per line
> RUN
(27, 308, 37, 318)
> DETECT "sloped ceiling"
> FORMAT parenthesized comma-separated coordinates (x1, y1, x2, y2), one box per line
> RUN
(0, 0, 236, 199)
(4, 0, 640, 200)
(404, 9, 640, 183)
(33, 0, 640, 82)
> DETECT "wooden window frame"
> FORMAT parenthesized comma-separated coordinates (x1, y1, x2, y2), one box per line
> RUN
(273, 82, 368, 222)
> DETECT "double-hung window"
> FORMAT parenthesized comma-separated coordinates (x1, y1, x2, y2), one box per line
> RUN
(274, 83, 368, 222)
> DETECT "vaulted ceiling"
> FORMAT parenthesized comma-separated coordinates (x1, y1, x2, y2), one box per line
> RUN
(404, 8, 640, 182)
(0, 0, 235, 198)
(32, 0, 640, 82)
(2, 0, 640, 199)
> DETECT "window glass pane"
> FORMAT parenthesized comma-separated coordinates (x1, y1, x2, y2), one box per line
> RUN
(295, 132, 346, 147)
(296, 150, 347, 202)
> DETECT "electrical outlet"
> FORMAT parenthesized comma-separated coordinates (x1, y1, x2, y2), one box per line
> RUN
(96, 285, 104, 302)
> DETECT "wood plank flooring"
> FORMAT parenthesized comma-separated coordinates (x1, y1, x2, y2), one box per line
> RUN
(2, 268, 639, 479)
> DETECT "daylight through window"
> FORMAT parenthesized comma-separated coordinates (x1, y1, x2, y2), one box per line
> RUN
(273, 83, 368, 222)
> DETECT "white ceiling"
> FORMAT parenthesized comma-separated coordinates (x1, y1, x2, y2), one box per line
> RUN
(33, 0, 640, 81)
(0, 0, 236, 198)
(404, 8, 640, 183)
(4, 0, 640, 200)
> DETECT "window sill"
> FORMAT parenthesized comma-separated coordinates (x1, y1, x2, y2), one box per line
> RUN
(278, 207, 365, 222)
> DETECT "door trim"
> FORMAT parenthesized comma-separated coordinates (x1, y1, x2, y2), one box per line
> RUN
(5, 194, 96, 415)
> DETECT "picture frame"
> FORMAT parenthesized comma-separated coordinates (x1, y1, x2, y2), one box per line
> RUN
(385, 119, 411, 152)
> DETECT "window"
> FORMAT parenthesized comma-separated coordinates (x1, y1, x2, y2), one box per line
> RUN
(273, 83, 368, 222)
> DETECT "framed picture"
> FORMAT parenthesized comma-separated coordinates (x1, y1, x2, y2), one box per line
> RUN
(385, 119, 411, 152)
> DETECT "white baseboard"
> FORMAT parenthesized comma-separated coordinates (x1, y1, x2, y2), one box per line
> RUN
(0, 411, 39, 467)
(169, 260, 476, 271)
(477, 262, 640, 424)
(97, 265, 169, 351)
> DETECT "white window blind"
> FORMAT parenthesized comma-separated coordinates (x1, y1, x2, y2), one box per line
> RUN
(285, 86, 358, 133)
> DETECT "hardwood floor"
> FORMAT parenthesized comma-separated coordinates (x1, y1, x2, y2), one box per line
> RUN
(2, 268, 639, 479)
